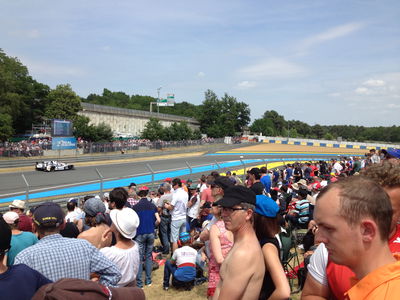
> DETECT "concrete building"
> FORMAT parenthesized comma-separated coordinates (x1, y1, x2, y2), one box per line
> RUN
(79, 102, 200, 137)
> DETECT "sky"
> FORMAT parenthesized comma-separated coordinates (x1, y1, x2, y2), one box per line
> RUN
(1, 0, 399, 126)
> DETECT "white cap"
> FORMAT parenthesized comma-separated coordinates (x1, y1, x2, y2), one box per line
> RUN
(3, 211, 19, 224)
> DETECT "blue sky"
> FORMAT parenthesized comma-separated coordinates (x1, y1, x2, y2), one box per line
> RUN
(1, 1, 399, 126)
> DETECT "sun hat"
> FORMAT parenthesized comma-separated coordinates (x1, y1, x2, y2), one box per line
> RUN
(9, 199, 26, 210)
(110, 208, 140, 239)
(3, 211, 19, 224)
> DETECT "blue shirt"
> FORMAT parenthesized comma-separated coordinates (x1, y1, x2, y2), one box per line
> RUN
(260, 175, 272, 194)
(14, 233, 121, 286)
(0, 264, 51, 300)
(133, 198, 157, 235)
(8, 231, 38, 266)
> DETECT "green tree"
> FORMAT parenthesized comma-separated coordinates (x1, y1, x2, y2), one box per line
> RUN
(73, 115, 113, 142)
(197, 90, 250, 137)
(263, 110, 286, 135)
(0, 49, 50, 138)
(141, 118, 164, 141)
(0, 113, 14, 141)
(45, 84, 82, 121)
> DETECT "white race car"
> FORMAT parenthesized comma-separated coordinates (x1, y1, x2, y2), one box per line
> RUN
(35, 161, 74, 172)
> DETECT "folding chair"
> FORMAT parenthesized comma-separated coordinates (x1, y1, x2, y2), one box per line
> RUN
(279, 230, 301, 293)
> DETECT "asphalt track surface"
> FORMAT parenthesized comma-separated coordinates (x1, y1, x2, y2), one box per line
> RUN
(0, 143, 362, 205)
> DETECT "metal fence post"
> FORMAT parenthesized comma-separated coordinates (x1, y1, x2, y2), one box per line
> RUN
(146, 163, 155, 187)
(239, 158, 246, 182)
(185, 161, 192, 175)
(95, 168, 104, 197)
(214, 160, 221, 172)
(21, 174, 30, 208)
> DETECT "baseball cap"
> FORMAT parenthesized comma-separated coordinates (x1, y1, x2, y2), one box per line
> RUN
(68, 198, 79, 204)
(179, 232, 191, 243)
(103, 192, 109, 199)
(255, 195, 279, 218)
(33, 202, 64, 227)
(0, 216, 11, 252)
(214, 185, 256, 208)
(110, 208, 140, 239)
(9, 199, 25, 210)
(163, 177, 172, 182)
(387, 148, 400, 159)
(3, 211, 19, 224)
(83, 197, 106, 217)
(139, 186, 149, 191)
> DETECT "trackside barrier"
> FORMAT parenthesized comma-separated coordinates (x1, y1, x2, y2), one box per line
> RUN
(0, 157, 333, 210)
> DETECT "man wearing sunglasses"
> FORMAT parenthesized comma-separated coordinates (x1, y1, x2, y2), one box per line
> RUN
(212, 185, 265, 300)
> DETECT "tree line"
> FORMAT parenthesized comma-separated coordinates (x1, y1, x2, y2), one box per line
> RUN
(250, 110, 400, 143)
(1, 49, 399, 143)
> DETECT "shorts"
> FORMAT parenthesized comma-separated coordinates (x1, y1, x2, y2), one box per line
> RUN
(170, 218, 186, 243)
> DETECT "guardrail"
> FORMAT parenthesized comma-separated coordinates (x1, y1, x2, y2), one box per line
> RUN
(0, 155, 333, 211)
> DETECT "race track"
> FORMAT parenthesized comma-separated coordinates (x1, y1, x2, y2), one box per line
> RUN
(0, 143, 365, 206)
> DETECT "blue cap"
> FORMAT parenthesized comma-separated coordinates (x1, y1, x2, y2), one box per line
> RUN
(179, 232, 191, 242)
(387, 148, 400, 159)
(255, 195, 279, 218)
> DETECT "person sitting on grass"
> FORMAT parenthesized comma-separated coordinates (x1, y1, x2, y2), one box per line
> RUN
(163, 232, 197, 291)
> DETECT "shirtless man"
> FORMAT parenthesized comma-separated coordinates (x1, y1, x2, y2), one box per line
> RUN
(213, 185, 265, 300)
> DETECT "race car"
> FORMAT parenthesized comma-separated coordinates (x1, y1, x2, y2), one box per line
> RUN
(35, 161, 74, 172)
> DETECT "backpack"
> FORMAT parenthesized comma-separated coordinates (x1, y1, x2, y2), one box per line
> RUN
(32, 278, 145, 300)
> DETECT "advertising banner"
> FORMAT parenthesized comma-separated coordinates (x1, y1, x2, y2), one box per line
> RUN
(52, 137, 77, 150)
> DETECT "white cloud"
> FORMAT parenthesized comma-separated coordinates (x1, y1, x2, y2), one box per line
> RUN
(237, 58, 307, 79)
(354, 74, 400, 98)
(197, 71, 205, 77)
(363, 79, 386, 87)
(237, 81, 257, 89)
(329, 92, 341, 97)
(300, 22, 364, 50)
(355, 87, 370, 95)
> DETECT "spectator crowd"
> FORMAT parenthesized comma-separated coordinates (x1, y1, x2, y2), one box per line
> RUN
(0, 137, 220, 157)
(0, 147, 400, 300)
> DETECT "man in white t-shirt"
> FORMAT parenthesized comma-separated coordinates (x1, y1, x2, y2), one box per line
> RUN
(100, 208, 141, 287)
(332, 159, 343, 175)
(165, 178, 189, 253)
(163, 232, 197, 290)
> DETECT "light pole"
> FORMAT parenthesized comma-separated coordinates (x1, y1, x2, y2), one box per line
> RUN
(287, 120, 290, 141)
(157, 86, 162, 114)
